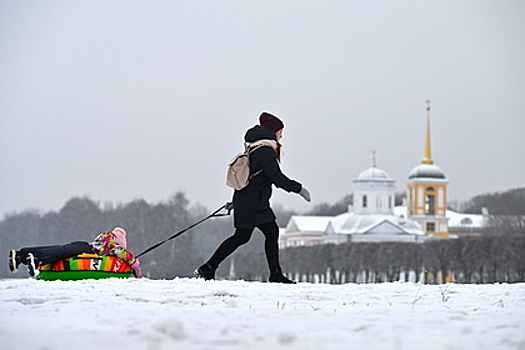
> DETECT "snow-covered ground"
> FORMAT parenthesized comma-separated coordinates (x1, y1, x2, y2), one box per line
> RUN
(1, 278, 524, 350)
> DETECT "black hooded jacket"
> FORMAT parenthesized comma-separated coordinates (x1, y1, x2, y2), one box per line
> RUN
(232, 125, 302, 229)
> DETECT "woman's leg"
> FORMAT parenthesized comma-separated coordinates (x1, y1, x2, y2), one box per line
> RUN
(257, 221, 281, 272)
(258, 221, 295, 284)
(196, 228, 254, 280)
(207, 228, 254, 268)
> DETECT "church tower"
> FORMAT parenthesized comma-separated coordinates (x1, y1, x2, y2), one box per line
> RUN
(407, 102, 449, 238)
(353, 152, 396, 215)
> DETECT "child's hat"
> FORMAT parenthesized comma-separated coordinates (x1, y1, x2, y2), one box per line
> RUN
(112, 227, 127, 248)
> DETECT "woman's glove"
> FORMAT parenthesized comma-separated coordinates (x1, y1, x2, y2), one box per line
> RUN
(131, 259, 142, 278)
(299, 187, 311, 202)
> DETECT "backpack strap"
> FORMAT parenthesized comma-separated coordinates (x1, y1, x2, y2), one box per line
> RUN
(246, 139, 277, 152)
(245, 140, 278, 180)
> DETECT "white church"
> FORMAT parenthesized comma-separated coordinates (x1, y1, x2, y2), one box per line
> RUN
(279, 104, 486, 248)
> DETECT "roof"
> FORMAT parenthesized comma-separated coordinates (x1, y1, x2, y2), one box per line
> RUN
(285, 216, 331, 233)
(328, 213, 424, 236)
(286, 209, 425, 239)
(408, 164, 446, 179)
(355, 166, 394, 183)
(396, 206, 486, 228)
(446, 210, 486, 228)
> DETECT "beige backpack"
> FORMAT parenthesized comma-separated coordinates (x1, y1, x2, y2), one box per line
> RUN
(226, 140, 277, 190)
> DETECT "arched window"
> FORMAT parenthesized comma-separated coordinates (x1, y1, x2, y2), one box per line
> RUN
(425, 187, 436, 215)
(461, 218, 473, 225)
(363, 195, 367, 208)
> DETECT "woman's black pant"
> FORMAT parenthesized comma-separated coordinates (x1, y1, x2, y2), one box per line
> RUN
(18, 241, 93, 266)
(207, 221, 281, 272)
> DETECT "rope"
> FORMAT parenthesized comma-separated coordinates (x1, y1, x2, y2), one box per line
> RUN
(135, 202, 232, 258)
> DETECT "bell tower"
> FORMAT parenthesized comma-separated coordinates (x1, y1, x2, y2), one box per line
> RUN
(407, 101, 449, 238)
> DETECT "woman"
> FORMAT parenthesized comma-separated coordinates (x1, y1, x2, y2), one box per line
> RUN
(196, 112, 310, 283)
(8, 227, 141, 278)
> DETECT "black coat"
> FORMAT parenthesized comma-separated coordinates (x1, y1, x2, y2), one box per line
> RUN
(233, 125, 302, 229)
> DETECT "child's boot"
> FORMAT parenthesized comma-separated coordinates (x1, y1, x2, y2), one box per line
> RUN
(26, 253, 39, 277)
(8, 250, 20, 273)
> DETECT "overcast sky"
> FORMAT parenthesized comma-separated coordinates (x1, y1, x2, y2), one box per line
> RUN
(1, 1, 524, 218)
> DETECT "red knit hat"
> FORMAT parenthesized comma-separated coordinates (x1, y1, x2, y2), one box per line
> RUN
(259, 112, 284, 132)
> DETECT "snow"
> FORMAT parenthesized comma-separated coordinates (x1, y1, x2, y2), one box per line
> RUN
(1, 278, 524, 350)
(356, 166, 394, 182)
(447, 210, 486, 228)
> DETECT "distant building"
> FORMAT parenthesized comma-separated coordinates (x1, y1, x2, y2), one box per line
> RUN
(396, 206, 486, 238)
(407, 102, 449, 238)
(447, 210, 486, 237)
(279, 102, 485, 248)
(279, 216, 330, 247)
(280, 162, 430, 248)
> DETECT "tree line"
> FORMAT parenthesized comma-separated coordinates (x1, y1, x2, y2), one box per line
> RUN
(1, 188, 523, 282)
(0, 193, 234, 279)
(228, 188, 525, 284)
(228, 235, 525, 284)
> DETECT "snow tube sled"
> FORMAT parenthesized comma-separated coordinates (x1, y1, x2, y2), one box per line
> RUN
(36, 254, 133, 281)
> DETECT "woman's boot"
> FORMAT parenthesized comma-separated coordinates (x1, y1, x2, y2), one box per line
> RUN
(269, 268, 296, 284)
(195, 263, 216, 281)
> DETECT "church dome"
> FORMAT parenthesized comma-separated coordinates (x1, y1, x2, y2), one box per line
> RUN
(408, 163, 446, 179)
(355, 166, 394, 182)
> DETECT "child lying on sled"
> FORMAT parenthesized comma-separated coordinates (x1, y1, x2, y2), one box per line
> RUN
(8, 227, 141, 278)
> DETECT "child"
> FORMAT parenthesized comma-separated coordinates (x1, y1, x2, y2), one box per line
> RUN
(8, 227, 141, 278)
